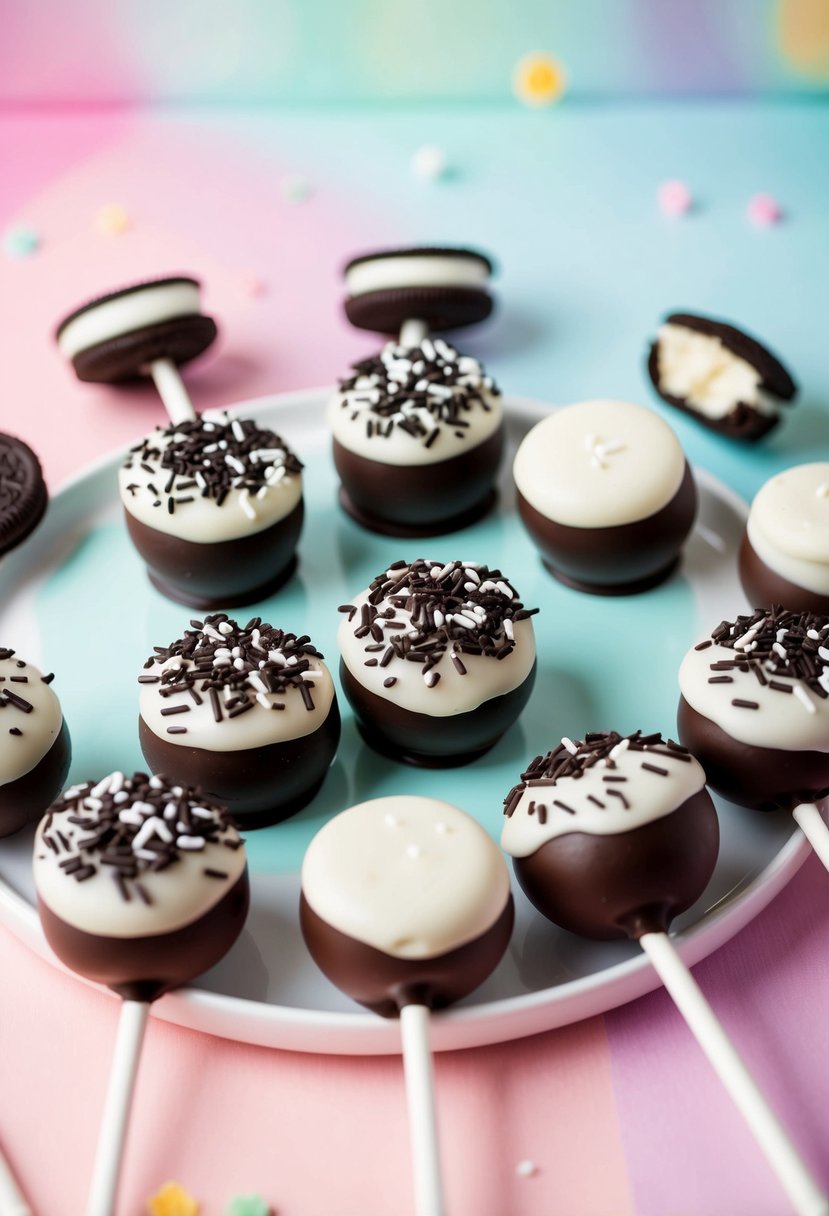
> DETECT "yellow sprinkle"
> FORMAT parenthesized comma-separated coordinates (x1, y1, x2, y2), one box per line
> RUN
(146, 1180, 200, 1216)
(95, 203, 130, 235)
(513, 52, 567, 108)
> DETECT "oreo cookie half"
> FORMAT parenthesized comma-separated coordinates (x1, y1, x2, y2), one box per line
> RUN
(647, 312, 797, 442)
(343, 246, 495, 334)
(0, 433, 48, 556)
(56, 277, 218, 384)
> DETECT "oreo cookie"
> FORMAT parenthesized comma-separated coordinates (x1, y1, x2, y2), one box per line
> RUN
(647, 312, 796, 441)
(56, 276, 217, 384)
(343, 246, 494, 334)
(0, 433, 48, 556)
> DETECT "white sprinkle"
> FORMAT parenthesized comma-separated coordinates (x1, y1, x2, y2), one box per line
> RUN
(406, 843, 422, 859)
(225, 454, 246, 476)
(218, 621, 233, 636)
(214, 647, 232, 659)
(248, 672, 268, 694)
(433, 610, 445, 628)
(177, 835, 206, 851)
(163, 802, 179, 821)
(816, 482, 829, 498)
(421, 338, 436, 361)
(584, 432, 596, 452)
(463, 566, 480, 584)
(82, 796, 104, 812)
(257, 486, 269, 499)
(495, 581, 514, 599)
(112, 791, 130, 804)
(807, 629, 820, 641)
(134, 848, 159, 863)
(596, 438, 625, 457)
(63, 785, 85, 801)
(384, 813, 400, 827)
(118, 809, 144, 827)
(776, 628, 788, 643)
(561, 737, 578, 755)
(424, 671, 439, 687)
(203, 624, 225, 642)
(256, 692, 272, 709)
(233, 657, 247, 671)
(515, 1160, 537, 1178)
(133, 817, 170, 851)
(90, 774, 115, 798)
(149, 775, 163, 789)
(818, 646, 829, 662)
(435, 821, 449, 834)
(773, 642, 788, 660)
(231, 419, 245, 443)
(590, 454, 606, 470)
(239, 490, 257, 520)
(610, 737, 630, 760)
(504, 619, 514, 641)
(794, 685, 816, 714)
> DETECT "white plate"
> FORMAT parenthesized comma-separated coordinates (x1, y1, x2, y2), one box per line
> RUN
(0, 391, 809, 1055)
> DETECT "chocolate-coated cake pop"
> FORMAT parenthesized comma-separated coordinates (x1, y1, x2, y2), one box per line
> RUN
(501, 731, 718, 940)
(739, 465, 829, 614)
(0, 648, 70, 837)
(513, 400, 697, 595)
(647, 312, 796, 442)
(677, 608, 829, 812)
(332, 246, 503, 536)
(300, 795, 514, 1016)
(33, 771, 249, 1001)
(120, 411, 304, 607)
(338, 558, 537, 766)
(139, 614, 340, 828)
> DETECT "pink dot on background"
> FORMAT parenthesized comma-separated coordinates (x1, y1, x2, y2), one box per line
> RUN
(657, 179, 692, 216)
(747, 192, 783, 226)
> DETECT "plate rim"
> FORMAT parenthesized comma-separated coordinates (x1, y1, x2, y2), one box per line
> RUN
(0, 388, 810, 1055)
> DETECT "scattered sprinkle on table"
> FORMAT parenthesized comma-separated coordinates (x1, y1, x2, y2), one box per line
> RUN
(95, 203, 130, 234)
(411, 144, 449, 180)
(3, 224, 40, 259)
(513, 52, 567, 107)
(747, 192, 783, 227)
(515, 1159, 538, 1177)
(657, 179, 693, 216)
(146, 1180, 200, 1215)
(280, 172, 313, 203)
(225, 1195, 272, 1216)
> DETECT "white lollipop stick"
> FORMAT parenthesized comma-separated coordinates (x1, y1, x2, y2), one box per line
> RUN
(400, 1004, 445, 1216)
(399, 318, 429, 348)
(0, 1144, 31, 1216)
(148, 357, 196, 425)
(640, 932, 827, 1216)
(86, 1000, 150, 1216)
(792, 803, 829, 873)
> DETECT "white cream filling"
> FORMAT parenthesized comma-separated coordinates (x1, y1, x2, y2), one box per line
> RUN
(140, 654, 335, 751)
(0, 655, 63, 787)
(657, 324, 780, 420)
(513, 399, 686, 528)
(338, 575, 535, 717)
(301, 795, 511, 959)
(33, 801, 246, 938)
(345, 254, 489, 298)
(118, 428, 302, 544)
(502, 744, 705, 858)
(745, 464, 829, 594)
(679, 640, 829, 752)
(58, 281, 202, 360)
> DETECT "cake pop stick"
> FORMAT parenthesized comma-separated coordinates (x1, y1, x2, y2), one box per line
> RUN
(0, 1143, 32, 1216)
(33, 772, 249, 1216)
(301, 796, 514, 1216)
(331, 247, 503, 537)
(501, 731, 827, 1216)
(678, 608, 829, 872)
(55, 277, 217, 426)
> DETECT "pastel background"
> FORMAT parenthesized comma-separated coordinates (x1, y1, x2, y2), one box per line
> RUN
(2, 5, 829, 1216)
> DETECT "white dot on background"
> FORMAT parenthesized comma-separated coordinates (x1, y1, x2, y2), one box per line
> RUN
(515, 1159, 537, 1178)
(411, 144, 448, 180)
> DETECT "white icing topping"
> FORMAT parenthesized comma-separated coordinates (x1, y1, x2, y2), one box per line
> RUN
(0, 653, 62, 787)
(301, 795, 510, 959)
(656, 323, 780, 420)
(118, 413, 302, 544)
(33, 774, 246, 938)
(746, 464, 829, 594)
(139, 618, 335, 752)
(57, 281, 202, 360)
(512, 400, 686, 527)
(327, 339, 502, 467)
(501, 740, 706, 858)
(679, 637, 829, 753)
(338, 562, 536, 717)
(345, 253, 489, 298)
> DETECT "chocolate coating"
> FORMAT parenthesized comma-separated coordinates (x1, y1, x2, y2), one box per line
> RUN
(0, 721, 71, 838)
(139, 699, 341, 828)
(738, 531, 829, 615)
(333, 425, 503, 537)
(124, 496, 304, 609)
(300, 890, 514, 1017)
(677, 695, 829, 812)
(0, 433, 49, 557)
(38, 868, 249, 1001)
(513, 790, 719, 941)
(340, 658, 536, 767)
(517, 461, 697, 595)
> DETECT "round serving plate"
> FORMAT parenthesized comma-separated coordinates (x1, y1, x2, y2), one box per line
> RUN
(0, 390, 809, 1055)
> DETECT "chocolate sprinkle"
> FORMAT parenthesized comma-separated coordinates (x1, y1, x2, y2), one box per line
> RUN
(703, 609, 829, 699)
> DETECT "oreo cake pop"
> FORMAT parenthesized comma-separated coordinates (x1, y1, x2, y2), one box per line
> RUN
(678, 608, 829, 812)
(0, 648, 70, 837)
(647, 312, 796, 441)
(513, 400, 697, 595)
(300, 795, 513, 1015)
(330, 247, 504, 536)
(338, 559, 537, 766)
(139, 614, 340, 828)
(33, 772, 249, 1000)
(502, 731, 717, 940)
(120, 412, 304, 608)
(739, 465, 829, 614)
